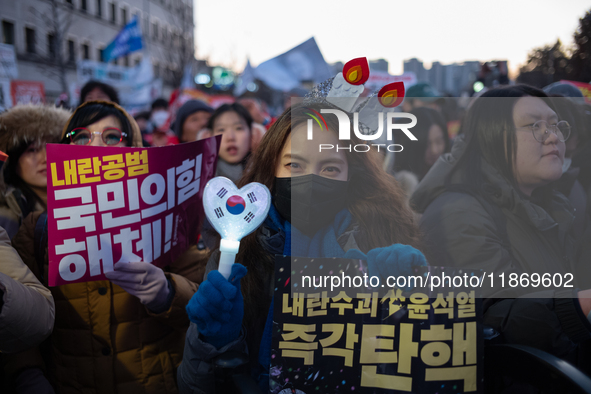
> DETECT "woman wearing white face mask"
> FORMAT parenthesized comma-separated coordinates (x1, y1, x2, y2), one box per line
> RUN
(412, 85, 591, 374)
(145, 108, 179, 147)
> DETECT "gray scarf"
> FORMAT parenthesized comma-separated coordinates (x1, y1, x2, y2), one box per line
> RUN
(215, 159, 244, 184)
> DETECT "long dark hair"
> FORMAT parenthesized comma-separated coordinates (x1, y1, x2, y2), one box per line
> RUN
(241, 104, 420, 247)
(61, 103, 133, 147)
(210, 102, 422, 330)
(394, 107, 449, 179)
(450, 85, 553, 188)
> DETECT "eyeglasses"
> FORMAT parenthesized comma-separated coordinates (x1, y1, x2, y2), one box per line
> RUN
(522, 120, 571, 143)
(66, 127, 128, 146)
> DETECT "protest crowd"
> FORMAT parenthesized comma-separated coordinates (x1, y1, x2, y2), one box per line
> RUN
(1, 15, 591, 394)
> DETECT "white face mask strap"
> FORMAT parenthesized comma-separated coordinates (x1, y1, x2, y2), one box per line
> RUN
(562, 157, 572, 174)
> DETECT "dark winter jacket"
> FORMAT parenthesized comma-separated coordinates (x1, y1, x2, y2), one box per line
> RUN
(177, 216, 364, 394)
(552, 164, 588, 239)
(411, 137, 591, 364)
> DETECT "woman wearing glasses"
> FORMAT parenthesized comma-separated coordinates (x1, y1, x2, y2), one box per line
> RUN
(411, 85, 591, 376)
(62, 101, 142, 147)
(6, 101, 202, 394)
(0, 105, 71, 238)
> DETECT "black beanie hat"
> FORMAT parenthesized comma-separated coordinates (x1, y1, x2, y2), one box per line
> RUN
(173, 100, 213, 139)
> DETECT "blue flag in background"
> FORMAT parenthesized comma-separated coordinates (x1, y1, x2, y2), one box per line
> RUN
(103, 17, 143, 63)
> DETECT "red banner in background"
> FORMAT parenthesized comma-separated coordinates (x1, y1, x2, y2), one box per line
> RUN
(561, 80, 591, 104)
(10, 80, 45, 106)
(46, 137, 220, 287)
(208, 94, 235, 108)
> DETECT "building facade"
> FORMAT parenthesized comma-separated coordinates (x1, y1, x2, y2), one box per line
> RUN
(0, 0, 194, 103)
(403, 58, 427, 84)
(369, 58, 388, 73)
(404, 58, 495, 96)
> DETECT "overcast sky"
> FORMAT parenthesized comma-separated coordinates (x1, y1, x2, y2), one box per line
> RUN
(194, 0, 589, 78)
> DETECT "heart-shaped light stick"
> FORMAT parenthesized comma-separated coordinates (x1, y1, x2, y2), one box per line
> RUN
(203, 177, 271, 279)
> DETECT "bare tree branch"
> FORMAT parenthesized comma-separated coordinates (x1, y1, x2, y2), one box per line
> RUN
(150, 0, 195, 89)
(28, 6, 54, 29)
(28, 0, 74, 94)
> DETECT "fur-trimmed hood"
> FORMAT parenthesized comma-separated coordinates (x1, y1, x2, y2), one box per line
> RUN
(0, 104, 71, 155)
(61, 100, 143, 148)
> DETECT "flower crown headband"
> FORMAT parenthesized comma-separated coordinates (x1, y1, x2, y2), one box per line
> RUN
(304, 57, 406, 135)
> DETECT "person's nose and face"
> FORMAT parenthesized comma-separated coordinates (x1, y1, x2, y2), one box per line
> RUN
(214, 111, 250, 164)
(17, 143, 48, 189)
(513, 96, 566, 196)
(273, 122, 350, 235)
(275, 122, 348, 180)
(182, 111, 211, 142)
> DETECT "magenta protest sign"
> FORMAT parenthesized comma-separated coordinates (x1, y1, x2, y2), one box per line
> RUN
(46, 137, 220, 287)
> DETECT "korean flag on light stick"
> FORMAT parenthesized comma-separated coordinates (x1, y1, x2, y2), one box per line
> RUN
(203, 177, 271, 279)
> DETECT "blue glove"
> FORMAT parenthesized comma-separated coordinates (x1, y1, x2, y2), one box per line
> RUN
(185, 263, 247, 349)
(344, 244, 427, 289)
